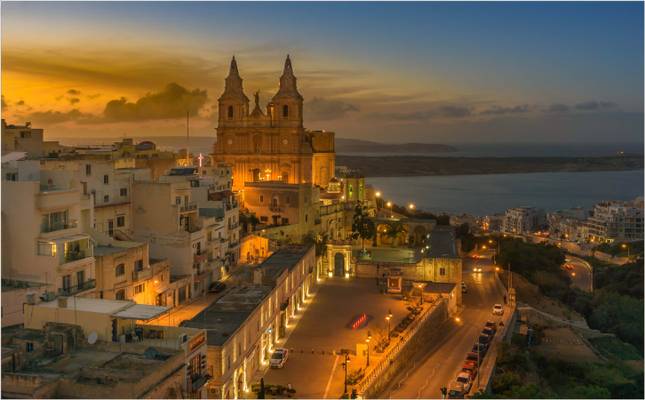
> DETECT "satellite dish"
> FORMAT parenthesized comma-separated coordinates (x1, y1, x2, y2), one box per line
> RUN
(87, 332, 98, 345)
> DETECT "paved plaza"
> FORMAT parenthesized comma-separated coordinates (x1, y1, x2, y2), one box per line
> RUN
(261, 277, 413, 398)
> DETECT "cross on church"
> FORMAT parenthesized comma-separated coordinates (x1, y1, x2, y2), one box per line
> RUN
(197, 153, 204, 167)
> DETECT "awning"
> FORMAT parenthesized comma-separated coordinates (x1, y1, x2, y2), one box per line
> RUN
(112, 304, 169, 320)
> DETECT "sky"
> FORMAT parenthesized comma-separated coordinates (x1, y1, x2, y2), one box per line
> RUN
(1, 1, 643, 144)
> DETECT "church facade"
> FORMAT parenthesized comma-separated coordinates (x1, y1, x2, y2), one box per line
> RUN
(212, 56, 335, 191)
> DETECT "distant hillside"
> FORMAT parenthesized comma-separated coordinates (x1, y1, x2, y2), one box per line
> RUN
(335, 138, 457, 154)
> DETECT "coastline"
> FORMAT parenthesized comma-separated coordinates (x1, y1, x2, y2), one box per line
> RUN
(337, 155, 643, 177)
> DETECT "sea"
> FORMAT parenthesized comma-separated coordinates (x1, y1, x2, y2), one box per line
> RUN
(367, 170, 644, 216)
(54, 136, 643, 215)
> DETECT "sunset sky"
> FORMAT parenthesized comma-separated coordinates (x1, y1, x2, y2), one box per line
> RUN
(1, 1, 643, 144)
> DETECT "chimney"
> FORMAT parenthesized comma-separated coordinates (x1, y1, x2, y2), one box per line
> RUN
(57, 296, 68, 308)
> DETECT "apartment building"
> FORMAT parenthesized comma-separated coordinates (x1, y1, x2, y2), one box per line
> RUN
(2, 297, 208, 398)
(1, 119, 70, 158)
(184, 245, 316, 399)
(502, 206, 546, 234)
(586, 199, 644, 243)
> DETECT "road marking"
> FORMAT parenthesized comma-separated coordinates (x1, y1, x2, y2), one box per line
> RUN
(323, 355, 339, 399)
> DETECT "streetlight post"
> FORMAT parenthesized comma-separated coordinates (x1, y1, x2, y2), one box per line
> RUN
(342, 352, 350, 396)
(385, 310, 393, 343)
(375, 191, 381, 211)
(366, 331, 371, 367)
(622, 243, 630, 259)
(386, 201, 393, 218)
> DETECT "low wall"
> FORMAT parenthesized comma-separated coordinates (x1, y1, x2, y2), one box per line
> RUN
(358, 299, 449, 398)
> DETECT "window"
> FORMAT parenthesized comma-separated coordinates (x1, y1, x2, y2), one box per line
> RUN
(439, 267, 446, 276)
(282, 218, 289, 225)
(175, 196, 181, 205)
(103, 175, 109, 184)
(62, 275, 71, 290)
(5, 173, 17, 181)
(260, 216, 268, 222)
(117, 215, 125, 227)
(103, 195, 110, 203)
(134, 283, 145, 294)
(41, 210, 69, 233)
(259, 195, 264, 203)
(120, 188, 128, 197)
(227, 105, 234, 119)
(305, 214, 308, 223)
(115, 289, 126, 300)
(85, 164, 92, 176)
(26, 342, 34, 352)
(134, 259, 144, 272)
(76, 270, 85, 287)
(115, 263, 125, 277)
(37, 241, 56, 256)
(282, 104, 289, 118)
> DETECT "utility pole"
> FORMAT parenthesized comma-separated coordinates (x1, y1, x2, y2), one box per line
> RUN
(342, 352, 350, 397)
(186, 111, 190, 166)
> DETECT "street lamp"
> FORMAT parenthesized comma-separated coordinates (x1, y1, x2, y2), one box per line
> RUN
(366, 331, 372, 367)
(621, 243, 630, 258)
(386, 201, 393, 218)
(342, 352, 350, 396)
(408, 203, 415, 211)
(385, 310, 393, 342)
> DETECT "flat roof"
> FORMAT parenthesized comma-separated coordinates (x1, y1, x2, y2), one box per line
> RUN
(422, 281, 457, 293)
(112, 304, 169, 320)
(257, 245, 312, 284)
(427, 227, 458, 258)
(184, 285, 272, 346)
(355, 247, 420, 264)
(39, 297, 132, 314)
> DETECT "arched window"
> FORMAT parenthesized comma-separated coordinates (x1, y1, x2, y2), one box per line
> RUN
(282, 105, 289, 118)
(115, 289, 126, 300)
(115, 263, 125, 277)
(227, 105, 234, 119)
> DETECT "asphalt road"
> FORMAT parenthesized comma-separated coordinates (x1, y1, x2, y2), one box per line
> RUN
(563, 256, 593, 292)
(383, 257, 505, 399)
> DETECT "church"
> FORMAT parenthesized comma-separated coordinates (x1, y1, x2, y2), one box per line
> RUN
(212, 56, 335, 191)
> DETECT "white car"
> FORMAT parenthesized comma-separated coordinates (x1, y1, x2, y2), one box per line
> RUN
(269, 348, 289, 368)
(492, 304, 504, 316)
(456, 372, 473, 393)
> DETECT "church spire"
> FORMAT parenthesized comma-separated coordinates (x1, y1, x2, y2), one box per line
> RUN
(273, 54, 303, 101)
(219, 55, 249, 102)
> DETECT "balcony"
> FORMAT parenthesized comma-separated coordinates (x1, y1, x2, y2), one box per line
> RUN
(58, 279, 96, 296)
(63, 249, 91, 263)
(228, 222, 239, 230)
(180, 202, 197, 213)
(132, 268, 152, 281)
(37, 188, 79, 210)
(41, 222, 78, 234)
(269, 205, 282, 213)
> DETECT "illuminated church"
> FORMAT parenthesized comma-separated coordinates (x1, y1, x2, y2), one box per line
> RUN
(212, 56, 335, 191)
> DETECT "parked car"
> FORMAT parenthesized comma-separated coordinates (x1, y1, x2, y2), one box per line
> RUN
(447, 383, 466, 399)
(269, 348, 289, 368)
(485, 320, 497, 330)
(456, 372, 473, 393)
(482, 327, 496, 337)
(472, 342, 488, 356)
(209, 281, 226, 293)
(462, 362, 478, 379)
(479, 333, 492, 345)
(461, 282, 467, 293)
(492, 303, 504, 315)
(466, 352, 481, 365)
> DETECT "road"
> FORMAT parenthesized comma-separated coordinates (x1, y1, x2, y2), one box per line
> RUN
(382, 257, 505, 399)
(563, 256, 593, 292)
(261, 277, 412, 398)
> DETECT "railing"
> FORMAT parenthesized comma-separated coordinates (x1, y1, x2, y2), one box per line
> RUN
(356, 298, 444, 396)
(269, 205, 282, 212)
(58, 279, 96, 296)
(132, 268, 152, 281)
(63, 250, 90, 263)
(41, 222, 77, 233)
(228, 222, 239, 230)
(180, 202, 197, 212)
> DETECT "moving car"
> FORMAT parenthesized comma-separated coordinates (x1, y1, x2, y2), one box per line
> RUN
(269, 348, 289, 368)
(473, 266, 483, 273)
(456, 372, 473, 393)
(209, 281, 226, 293)
(492, 303, 504, 315)
(461, 282, 467, 293)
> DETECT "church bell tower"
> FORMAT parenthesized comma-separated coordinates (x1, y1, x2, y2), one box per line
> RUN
(270, 55, 304, 128)
(218, 56, 249, 127)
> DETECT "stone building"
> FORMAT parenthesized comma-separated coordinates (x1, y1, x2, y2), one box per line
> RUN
(212, 56, 335, 191)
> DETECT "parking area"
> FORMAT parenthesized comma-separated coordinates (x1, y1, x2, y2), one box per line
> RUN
(261, 277, 412, 398)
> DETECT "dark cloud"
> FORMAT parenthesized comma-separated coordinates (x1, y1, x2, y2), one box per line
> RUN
(574, 100, 615, 111)
(67, 89, 81, 96)
(102, 83, 208, 122)
(305, 97, 359, 121)
(69, 98, 80, 105)
(545, 103, 570, 113)
(371, 104, 473, 122)
(23, 109, 92, 124)
(480, 104, 531, 115)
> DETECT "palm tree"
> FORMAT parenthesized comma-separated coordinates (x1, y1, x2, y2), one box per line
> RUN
(352, 203, 375, 252)
(385, 221, 405, 246)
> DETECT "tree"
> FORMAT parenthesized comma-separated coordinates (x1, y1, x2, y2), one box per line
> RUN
(385, 221, 405, 246)
(351, 203, 375, 252)
(258, 378, 265, 399)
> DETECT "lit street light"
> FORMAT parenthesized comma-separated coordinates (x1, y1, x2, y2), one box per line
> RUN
(621, 243, 631, 258)
(385, 310, 393, 343)
(408, 203, 415, 211)
(386, 201, 393, 218)
(342, 352, 351, 396)
(366, 331, 372, 367)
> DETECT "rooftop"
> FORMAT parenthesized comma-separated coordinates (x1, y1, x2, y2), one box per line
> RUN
(183, 285, 272, 346)
(427, 227, 458, 258)
(37, 297, 168, 320)
(355, 247, 420, 264)
(256, 245, 312, 284)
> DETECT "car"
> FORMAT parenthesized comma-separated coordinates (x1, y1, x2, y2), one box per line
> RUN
(456, 372, 473, 393)
(479, 333, 492, 344)
(472, 342, 488, 356)
(462, 362, 478, 379)
(482, 327, 496, 337)
(466, 352, 483, 365)
(209, 281, 226, 293)
(269, 348, 289, 368)
(473, 266, 483, 273)
(485, 321, 498, 331)
(493, 303, 504, 315)
(447, 383, 466, 399)
(461, 282, 467, 293)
